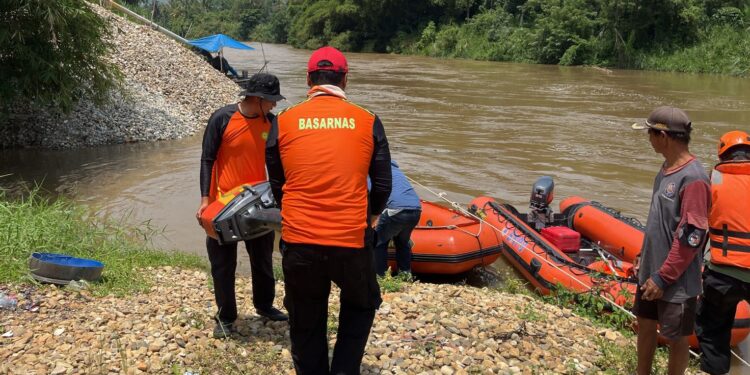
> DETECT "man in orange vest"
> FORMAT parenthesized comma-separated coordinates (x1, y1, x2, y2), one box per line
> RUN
(197, 73, 288, 339)
(631, 106, 711, 375)
(266, 46, 392, 374)
(696, 130, 750, 375)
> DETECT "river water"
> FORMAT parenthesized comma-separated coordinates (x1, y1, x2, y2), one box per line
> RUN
(2, 44, 749, 371)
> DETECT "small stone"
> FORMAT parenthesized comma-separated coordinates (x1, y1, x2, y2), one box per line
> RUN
(148, 339, 166, 352)
(50, 364, 68, 375)
(604, 331, 618, 341)
(440, 365, 454, 375)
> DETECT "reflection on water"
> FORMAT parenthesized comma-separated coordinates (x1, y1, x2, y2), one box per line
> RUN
(2, 43, 749, 373)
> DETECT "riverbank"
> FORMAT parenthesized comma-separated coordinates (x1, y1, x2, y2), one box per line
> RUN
(0, 190, 206, 295)
(0, 266, 676, 375)
(0, 193, 704, 374)
(0, 3, 239, 149)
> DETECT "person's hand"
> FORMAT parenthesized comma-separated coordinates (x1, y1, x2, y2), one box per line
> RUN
(370, 214, 380, 228)
(196, 197, 210, 226)
(640, 277, 663, 301)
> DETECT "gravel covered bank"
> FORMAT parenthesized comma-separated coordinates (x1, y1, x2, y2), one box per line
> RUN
(0, 267, 664, 375)
(0, 4, 240, 149)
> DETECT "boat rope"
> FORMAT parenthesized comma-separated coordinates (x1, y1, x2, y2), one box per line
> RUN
(415, 222, 484, 238)
(404, 175, 750, 366)
(413, 200, 487, 265)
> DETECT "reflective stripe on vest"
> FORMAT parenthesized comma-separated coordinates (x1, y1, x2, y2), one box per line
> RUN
(709, 162, 750, 268)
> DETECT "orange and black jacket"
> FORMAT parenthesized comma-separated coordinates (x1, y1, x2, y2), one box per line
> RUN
(200, 104, 273, 202)
(265, 94, 391, 248)
(709, 160, 750, 268)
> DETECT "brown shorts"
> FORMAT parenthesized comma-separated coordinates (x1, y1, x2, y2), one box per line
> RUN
(633, 288, 697, 340)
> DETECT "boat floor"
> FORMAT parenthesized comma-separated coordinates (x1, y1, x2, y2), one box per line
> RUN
(511, 212, 621, 267)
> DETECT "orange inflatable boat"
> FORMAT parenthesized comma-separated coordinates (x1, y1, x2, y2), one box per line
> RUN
(560, 196, 644, 262)
(386, 200, 502, 274)
(470, 196, 637, 306)
(559, 196, 750, 347)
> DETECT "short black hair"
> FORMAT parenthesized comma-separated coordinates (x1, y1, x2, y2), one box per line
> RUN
(721, 144, 750, 161)
(309, 70, 346, 86)
(668, 130, 691, 145)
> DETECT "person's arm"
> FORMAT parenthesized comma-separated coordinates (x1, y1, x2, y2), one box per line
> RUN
(197, 109, 227, 222)
(200, 110, 228, 197)
(652, 180, 711, 288)
(265, 117, 285, 208)
(368, 116, 392, 218)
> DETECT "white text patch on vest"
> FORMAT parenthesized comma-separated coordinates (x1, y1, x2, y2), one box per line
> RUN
(298, 117, 356, 130)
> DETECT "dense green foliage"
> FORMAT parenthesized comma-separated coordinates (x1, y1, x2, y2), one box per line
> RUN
(0, 189, 206, 295)
(0, 0, 122, 114)
(134, 0, 750, 75)
(126, 0, 287, 41)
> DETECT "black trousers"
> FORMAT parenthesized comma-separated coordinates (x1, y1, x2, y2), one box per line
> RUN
(206, 231, 276, 323)
(281, 240, 382, 375)
(696, 267, 750, 375)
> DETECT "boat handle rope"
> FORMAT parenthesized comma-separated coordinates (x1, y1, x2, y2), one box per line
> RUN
(404, 174, 750, 367)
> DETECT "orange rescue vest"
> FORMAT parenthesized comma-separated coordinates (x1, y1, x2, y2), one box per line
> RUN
(709, 161, 750, 268)
(200, 112, 270, 239)
(208, 112, 270, 202)
(275, 95, 376, 248)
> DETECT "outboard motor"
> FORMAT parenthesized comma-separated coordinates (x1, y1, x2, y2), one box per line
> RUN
(528, 176, 555, 231)
(213, 182, 281, 244)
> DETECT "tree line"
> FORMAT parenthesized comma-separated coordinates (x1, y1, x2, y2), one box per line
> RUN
(136, 0, 750, 75)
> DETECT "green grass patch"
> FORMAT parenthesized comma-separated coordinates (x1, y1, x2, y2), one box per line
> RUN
(493, 269, 534, 296)
(377, 269, 413, 293)
(542, 285, 634, 332)
(273, 264, 284, 282)
(638, 26, 750, 76)
(0, 189, 207, 296)
(516, 302, 544, 322)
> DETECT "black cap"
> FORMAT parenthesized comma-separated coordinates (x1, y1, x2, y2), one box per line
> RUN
(239, 73, 285, 102)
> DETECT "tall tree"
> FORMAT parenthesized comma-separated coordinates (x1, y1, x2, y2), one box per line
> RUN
(0, 0, 121, 115)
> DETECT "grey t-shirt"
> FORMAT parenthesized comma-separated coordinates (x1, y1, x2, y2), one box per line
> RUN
(638, 158, 709, 302)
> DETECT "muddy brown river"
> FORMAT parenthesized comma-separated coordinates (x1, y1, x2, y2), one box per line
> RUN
(2, 43, 749, 372)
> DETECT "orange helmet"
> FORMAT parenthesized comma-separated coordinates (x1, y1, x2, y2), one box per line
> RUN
(718, 130, 750, 158)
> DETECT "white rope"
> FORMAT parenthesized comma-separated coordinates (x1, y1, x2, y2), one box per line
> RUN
(405, 175, 750, 365)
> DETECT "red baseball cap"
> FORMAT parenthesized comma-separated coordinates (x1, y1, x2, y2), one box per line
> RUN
(307, 46, 348, 73)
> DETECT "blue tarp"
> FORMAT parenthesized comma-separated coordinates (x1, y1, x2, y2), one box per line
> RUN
(188, 34, 255, 53)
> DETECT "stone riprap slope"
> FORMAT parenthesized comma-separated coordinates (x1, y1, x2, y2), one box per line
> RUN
(1, 267, 646, 375)
(0, 4, 239, 148)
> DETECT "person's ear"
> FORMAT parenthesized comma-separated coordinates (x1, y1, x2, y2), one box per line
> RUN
(306, 73, 312, 87)
(341, 74, 347, 90)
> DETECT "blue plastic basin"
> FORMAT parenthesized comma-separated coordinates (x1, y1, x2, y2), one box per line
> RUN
(29, 252, 105, 284)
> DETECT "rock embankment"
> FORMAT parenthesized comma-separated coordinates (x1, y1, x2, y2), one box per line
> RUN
(1, 267, 642, 374)
(0, 4, 239, 149)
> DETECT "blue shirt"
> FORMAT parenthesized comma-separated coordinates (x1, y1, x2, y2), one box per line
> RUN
(387, 161, 421, 210)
